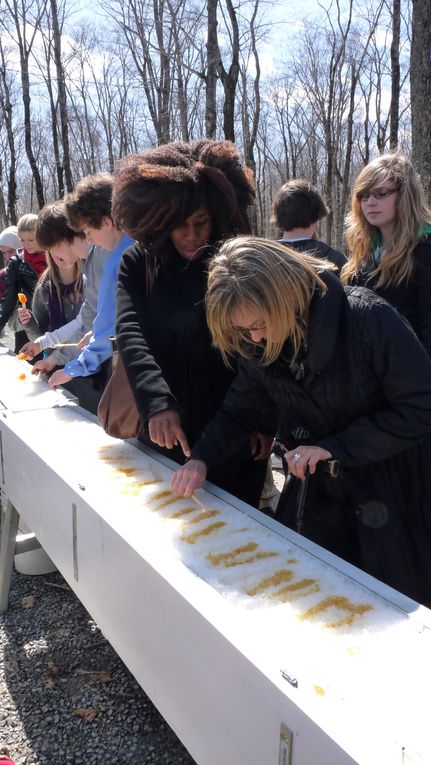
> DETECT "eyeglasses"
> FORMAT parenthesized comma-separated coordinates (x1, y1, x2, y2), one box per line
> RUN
(357, 188, 398, 202)
(234, 322, 266, 337)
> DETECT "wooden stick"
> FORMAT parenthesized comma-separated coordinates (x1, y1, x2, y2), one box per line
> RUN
(50, 342, 80, 348)
(191, 493, 209, 512)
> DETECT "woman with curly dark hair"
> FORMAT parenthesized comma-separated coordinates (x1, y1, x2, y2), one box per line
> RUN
(113, 139, 270, 506)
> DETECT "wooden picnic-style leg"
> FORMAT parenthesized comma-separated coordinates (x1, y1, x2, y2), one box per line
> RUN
(0, 497, 19, 614)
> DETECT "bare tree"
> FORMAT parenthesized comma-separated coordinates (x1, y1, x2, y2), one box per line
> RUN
(49, 0, 73, 191)
(389, 0, 401, 148)
(103, 0, 176, 144)
(0, 35, 18, 222)
(216, 0, 240, 141)
(410, 0, 431, 199)
(205, 0, 218, 137)
(2, 0, 47, 208)
(239, 0, 264, 175)
(338, 2, 385, 246)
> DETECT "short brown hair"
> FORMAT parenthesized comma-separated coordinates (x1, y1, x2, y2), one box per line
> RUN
(65, 173, 114, 231)
(36, 202, 85, 250)
(271, 179, 329, 231)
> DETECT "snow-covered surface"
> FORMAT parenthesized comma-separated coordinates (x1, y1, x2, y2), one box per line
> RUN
(0, 349, 75, 411)
(2, 351, 430, 764)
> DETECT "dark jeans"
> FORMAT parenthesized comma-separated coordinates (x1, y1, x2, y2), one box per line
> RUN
(63, 358, 112, 416)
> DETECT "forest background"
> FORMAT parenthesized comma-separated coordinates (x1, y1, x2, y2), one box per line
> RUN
(0, 0, 430, 252)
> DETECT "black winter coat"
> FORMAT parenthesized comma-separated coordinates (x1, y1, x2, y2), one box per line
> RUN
(351, 234, 431, 356)
(0, 253, 39, 332)
(191, 273, 431, 604)
(116, 244, 268, 507)
(280, 238, 346, 275)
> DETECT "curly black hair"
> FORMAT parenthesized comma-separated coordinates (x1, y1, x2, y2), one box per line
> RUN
(112, 139, 255, 255)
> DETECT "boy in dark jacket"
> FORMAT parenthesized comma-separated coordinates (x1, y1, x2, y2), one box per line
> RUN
(271, 178, 346, 273)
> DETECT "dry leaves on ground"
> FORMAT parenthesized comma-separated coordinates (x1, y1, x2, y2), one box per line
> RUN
(21, 595, 36, 608)
(73, 707, 101, 723)
(75, 669, 112, 684)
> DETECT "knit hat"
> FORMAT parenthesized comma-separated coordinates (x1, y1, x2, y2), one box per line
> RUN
(0, 225, 20, 251)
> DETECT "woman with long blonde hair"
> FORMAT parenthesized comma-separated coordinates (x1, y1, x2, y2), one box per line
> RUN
(342, 153, 431, 354)
(172, 235, 431, 605)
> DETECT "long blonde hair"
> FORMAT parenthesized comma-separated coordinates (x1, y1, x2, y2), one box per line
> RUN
(37, 252, 83, 305)
(343, 153, 431, 287)
(206, 236, 332, 366)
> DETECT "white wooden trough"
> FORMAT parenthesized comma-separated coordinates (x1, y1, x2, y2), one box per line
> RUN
(0, 350, 430, 765)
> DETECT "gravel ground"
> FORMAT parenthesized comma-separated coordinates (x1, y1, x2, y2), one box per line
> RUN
(0, 326, 197, 765)
(0, 326, 284, 764)
(0, 558, 197, 765)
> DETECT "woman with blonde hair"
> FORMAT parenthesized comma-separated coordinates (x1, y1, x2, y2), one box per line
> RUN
(172, 236, 431, 605)
(19, 250, 84, 336)
(342, 153, 431, 354)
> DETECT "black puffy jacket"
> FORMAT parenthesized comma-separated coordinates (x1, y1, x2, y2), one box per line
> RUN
(351, 234, 431, 356)
(191, 273, 431, 603)
(0, 253, 39, 332)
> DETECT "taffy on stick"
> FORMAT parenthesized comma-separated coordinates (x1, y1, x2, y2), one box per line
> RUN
(18, 292, 27, 306)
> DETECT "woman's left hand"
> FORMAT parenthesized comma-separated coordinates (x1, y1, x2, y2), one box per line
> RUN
(171, 459, 207, 496)
(17, 307, 32, 325)
(285, 445, 332, 480)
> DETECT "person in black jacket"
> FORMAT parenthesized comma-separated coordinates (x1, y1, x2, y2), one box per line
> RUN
(343, 152, 431, 356)
(0, 214, 46, 352)
(171, 236, 431, 605)
(113, 139, 270, 508)
(271, 178, 346, 273)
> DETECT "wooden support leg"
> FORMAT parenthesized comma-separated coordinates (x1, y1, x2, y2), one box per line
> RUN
(0, 497, 19, 613)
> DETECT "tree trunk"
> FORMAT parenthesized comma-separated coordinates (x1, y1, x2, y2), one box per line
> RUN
(218, 0, 239, 142)
(241, 0, 260, 173)
(50, 0, 73, 191)
(154, 0, 171, 144)
(21, 51, 45, 208)
(45, 50, 64, 197)
(411, 0, 431, 199)
(389, 0, 400, 149)
(0, 43, 18, 222)
(205, 0, 218, 137)
(6, 0, 46, 208)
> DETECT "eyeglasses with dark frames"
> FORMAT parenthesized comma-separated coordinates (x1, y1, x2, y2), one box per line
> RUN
(234, 322, 267, 337)
(357, 187, 399, 202)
